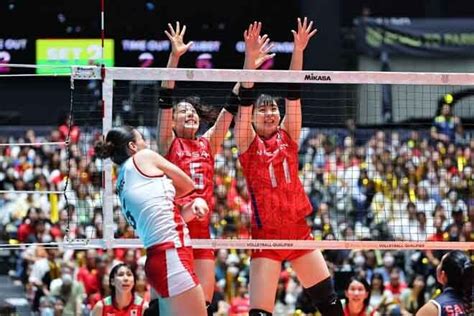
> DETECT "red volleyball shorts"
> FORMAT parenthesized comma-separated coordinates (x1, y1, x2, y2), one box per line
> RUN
(251, 222, 313, 262)
(187, 218, 214, 260)
(145, 245, 199, 298)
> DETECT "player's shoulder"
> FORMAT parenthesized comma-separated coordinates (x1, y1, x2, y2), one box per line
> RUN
(135, 148, 161, 160)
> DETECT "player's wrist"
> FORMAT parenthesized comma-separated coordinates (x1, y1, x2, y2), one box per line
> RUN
(224, 91, 240, 115)
(239, 86, 256, 107)
(286, 83, 301, 100)
(158, 88, 174, 109)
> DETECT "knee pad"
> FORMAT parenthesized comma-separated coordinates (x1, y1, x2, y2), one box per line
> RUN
(304, 277, 343, 316)
(249, 308, 272, 316)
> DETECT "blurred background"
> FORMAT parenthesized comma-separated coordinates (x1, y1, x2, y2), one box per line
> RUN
(0, 1, 473, 315)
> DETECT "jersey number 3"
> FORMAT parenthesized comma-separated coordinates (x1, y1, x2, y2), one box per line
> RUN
(122, 199, 137, 230)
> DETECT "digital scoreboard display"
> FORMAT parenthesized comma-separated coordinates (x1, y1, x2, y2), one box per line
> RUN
(36, 39, 114, 74)
(0, 38, 34, 74)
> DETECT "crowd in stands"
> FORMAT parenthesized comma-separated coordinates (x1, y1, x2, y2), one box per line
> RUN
(0, 108, 472, 315)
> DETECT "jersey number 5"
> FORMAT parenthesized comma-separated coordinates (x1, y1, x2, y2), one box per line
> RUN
(190, 162, 205, 190)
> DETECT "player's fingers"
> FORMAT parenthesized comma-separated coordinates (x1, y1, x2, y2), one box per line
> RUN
(176, 21, 181, 34)
(168, 23, 176, 36)
(164, 30, 173, 40)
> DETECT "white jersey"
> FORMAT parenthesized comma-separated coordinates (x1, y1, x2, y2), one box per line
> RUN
(116, 156, 191, 249)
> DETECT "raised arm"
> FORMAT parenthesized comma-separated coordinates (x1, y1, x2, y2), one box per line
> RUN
(234, 21, 270, 153)
(157, 22, 193, 155)
(202, 107, 234, 156)
(162, 21, 193, 89)
(281, 17, 317, 144)
(203, 32, 275, 156)
(135, 149, 194, 198)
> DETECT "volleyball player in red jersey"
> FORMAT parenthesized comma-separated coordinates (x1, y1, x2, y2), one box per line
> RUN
(92, 263, 148, 316)
(157, 22, 274, 313)
(234, 20, 343, 316)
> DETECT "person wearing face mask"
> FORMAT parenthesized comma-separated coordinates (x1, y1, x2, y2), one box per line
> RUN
(373, 252, 406, 284)
(39, 296, 55, 316)
(49, 265, 85, 316)
(352, 251, 374, 282)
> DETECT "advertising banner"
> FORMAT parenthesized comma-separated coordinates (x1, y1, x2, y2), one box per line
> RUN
(356, 18, 474, 57)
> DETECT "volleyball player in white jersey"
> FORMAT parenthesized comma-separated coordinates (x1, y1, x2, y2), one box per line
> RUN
(95, 125, 208, 316)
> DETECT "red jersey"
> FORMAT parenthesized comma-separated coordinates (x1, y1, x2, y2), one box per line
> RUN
(101, 294, 144, 316)
(239, 129, 312, 236)
(166, 136, 214, 209)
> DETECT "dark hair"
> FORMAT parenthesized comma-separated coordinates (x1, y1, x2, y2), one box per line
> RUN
(408, 274, 426, 312)
(109, 263, 136, 303)
(94, 126, 136, 164)
(370, 272, 385, 293)
(345, 275, 371, 310)
(254, 94, 283, 112)
(440, 250, 473, 313)
(174, 96, 220, 125)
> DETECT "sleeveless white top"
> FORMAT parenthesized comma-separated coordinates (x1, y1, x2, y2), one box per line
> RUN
(116, 156, 191, 249)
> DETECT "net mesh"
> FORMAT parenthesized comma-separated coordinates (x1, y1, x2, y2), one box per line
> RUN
(67, 67, 474, 250)
(0, 68, 459, 250)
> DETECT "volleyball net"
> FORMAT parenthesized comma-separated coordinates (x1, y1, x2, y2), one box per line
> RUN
(1, 65, 473, 251)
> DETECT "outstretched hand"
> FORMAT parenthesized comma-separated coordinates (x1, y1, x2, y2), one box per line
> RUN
(244, 21, 270, 59)
(164, 21, 193, 58)
(291, 17, 317, 52)
(255, 41, 275, 69)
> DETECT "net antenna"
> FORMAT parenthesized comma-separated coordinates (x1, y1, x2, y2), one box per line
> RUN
(71, 65, 474, 251)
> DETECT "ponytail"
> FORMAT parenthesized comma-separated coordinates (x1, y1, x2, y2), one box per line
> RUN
(94, 126, 135, 164)
(94, 140, 114, 159)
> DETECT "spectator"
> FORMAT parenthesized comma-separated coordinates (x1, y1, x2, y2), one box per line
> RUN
(76, 249, 100, 302)
(228, 283, 250, 316)
(383, 267, 408, 315)
(50, 265, 85, 316)
(369, 273, 390, 315)
(58, 114, 80, 144)
(431, 96, 463, 145)
(374, 252, 406, 284)
(400, 274, 427, 315)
